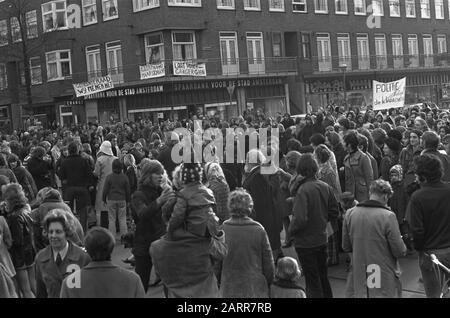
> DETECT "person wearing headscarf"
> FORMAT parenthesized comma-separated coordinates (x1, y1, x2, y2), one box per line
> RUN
(204, 162, 230, 224)
(94, 141, 117, 227)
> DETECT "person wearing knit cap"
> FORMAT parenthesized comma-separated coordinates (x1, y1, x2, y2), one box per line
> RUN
(166, 162, 219, 241)
(389, 164, 410, 251)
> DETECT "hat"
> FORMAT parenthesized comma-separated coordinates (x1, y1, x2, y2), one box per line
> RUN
(141, 160, 164, 176)
(181, 162, 203, 184)
(99, 141, 113, 156)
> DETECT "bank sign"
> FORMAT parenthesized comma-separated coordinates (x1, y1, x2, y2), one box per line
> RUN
(373, 77, 406, 110)
(73, 76, 114, 98)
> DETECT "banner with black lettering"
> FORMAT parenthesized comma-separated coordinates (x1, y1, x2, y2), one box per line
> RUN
(373, 77, 406, 110)
(173, 61, 207, 77)
(73, 75, 114, 98)
(140, 62, 165, 80)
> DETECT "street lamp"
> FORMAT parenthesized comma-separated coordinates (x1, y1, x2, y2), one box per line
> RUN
(339, 64, 348, 109)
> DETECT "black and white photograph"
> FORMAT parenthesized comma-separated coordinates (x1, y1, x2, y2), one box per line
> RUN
(0, 0, 450, 304)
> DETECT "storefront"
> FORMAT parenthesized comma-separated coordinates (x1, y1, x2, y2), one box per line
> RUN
(82, 76, 289, 124)
(305, 72, 450, 112)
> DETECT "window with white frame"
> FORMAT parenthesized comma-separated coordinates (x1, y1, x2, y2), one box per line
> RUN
(335, 0, 348, 14)
(269, 0, 285, 11)
(42, 0, 67, 32)
(389, 0, 400, 16)
(316, 33, 331, 71)
(375, 34, 387, 69)
(354, 0, 366, 15)
(356, 34, 370, 69)
(293, 0, 307, 12)
(172, 32, 196, 60)
(392, 34, 403, 56)
(438, 35, 447, 53)
(86, 45, 102, 80)
(0, 64, 7, 90)
(217, 0, 234, 9)
(420, 0, 430, 18)
(102, 0, 118, 21)
(168, 0, 201, 7)
(272, 32, 282, 56)
(10, 17, 21, 43)
(0, 20, 7, 46)
(315, 0, 328, 13)
(145, 33, 165, 64)
(133, 0, 160, 11)
(435, 0, 444, 19)
(371, 0, 384, 16)
(244, 0, 261, 10)
(46, 50, 72, 81)
(406, 0, 416, 17)
(337, 33, 351, 68)
(423, 35, 433, 55)
(82, 0, 97, 25)
(106, 41, 123, 77)
(26, 11, 38, 39)
(408, 34, 419, 67)
(30, 57, 42, 85)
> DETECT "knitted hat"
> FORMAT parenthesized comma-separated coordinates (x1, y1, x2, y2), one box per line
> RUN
(141, 160, 164, 176)
(390, 164, 403, 182)
(181, 162, 203, 184)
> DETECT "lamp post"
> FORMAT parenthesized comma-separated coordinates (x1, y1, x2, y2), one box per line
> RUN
(339, 64, 348, 109)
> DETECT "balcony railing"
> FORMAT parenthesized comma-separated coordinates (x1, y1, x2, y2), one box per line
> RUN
(310, 53, 450, 73)
(71, 57, 298, 84)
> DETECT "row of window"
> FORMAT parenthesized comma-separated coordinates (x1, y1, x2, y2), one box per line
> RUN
(316, 33, 448, 71)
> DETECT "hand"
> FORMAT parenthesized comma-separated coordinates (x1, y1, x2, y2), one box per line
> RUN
(157, 189, 175, 206)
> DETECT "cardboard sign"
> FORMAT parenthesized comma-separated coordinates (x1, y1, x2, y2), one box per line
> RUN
(373, 77, 406, 110)
(140, 62, 165, 80)
(73, 75, 114, 98)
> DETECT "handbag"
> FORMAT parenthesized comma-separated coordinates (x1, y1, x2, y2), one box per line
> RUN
(209, 230, 228, 261)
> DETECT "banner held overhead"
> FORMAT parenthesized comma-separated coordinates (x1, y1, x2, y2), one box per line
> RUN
(373, 77, 406, 110)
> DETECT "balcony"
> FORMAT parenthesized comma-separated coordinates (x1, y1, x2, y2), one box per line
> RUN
(309, 53, 450, 74)
(71, 57, 298, 85)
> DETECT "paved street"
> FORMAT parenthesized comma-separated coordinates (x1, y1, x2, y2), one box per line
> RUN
(111, 243, 425, 298)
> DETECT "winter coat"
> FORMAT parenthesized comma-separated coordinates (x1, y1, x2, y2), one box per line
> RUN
(35, 242, 91, 298)
(12, 165, 38, 202)
(94, 154, 116, 213)
(0, 216, 15, 278)
(220, 216, 274, 298)
(342, 200, 407, 298)
(344, 150, 374, 202)
(27, 157, 52, 190)
(0, 168, 17, 183)
(6, 205, 35, 269)
(399, 145, 423, 186)
(167, 182, 218, 239)
(243, 166, 282, 251)
(208, 177, 230, 224)
(130, 184, 165, 257)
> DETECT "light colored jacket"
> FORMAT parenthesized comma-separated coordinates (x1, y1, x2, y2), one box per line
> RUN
(94, 154, 117, 212)
(220, 216, 274, 298)
(342, 200, 407, 298)
(344, 150, 374, 202)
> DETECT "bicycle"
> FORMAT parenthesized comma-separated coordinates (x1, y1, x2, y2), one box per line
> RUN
(428, 253, 450, 298)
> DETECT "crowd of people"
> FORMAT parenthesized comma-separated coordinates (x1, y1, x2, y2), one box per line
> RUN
(0, 102, 449, 298)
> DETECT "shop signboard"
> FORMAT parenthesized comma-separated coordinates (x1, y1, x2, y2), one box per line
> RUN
(173, 61, 207, 77)
(373, 77, 406, 110)
(73, 75, 114, 98)
(140, 62, 165, 80)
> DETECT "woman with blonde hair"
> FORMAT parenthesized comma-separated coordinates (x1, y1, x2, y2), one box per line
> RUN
(123, 154, 138, 194)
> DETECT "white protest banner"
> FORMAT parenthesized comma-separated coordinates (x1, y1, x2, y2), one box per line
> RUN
(140, 62, 165, 80)
(73, 75, 114, 98)
(373, 77, 406, 110)
(173, 61, 207, 77)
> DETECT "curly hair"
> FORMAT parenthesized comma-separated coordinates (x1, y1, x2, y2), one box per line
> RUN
(228, 188, 254, 217)
(369, 179, 394, 198)
(414, 154, 443, 183)
(2, 183, 28, 211)
(43, 209, 75, 237)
